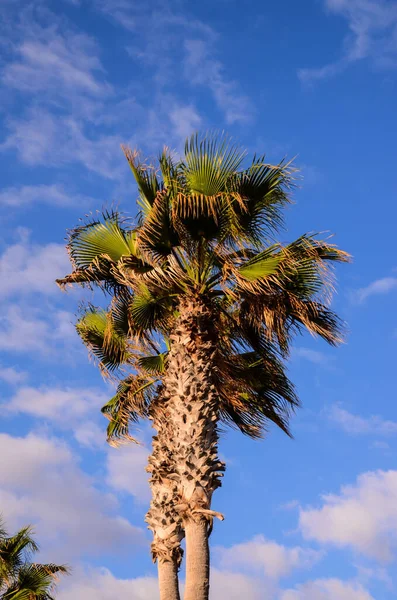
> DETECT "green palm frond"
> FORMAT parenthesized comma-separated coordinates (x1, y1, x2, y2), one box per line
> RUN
(137, 190, 180, 264)
(138, 352, 167, 375)
(76, 306, 130, 372)
(101, 376, 158, 444)
(68, 213, 135, 269)
(123, 147, 161, 215)
(237, 247, 282, 282)
(130, 285, 174, 333)
(230, 156, 296, 241)
(0, 521, 68, 600)
(182, 132, 246, 198)
(3, 564, 68, 600)
(216, 348, 298, 438)
(56, 212, 144, 290)
(0, 527, 38, 583)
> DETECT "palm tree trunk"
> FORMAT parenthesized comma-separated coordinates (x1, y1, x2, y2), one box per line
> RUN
(158, 558, 181, 600)
(163, 297, 225, 600)
(146, 393, 184, 600)
(184, 518, 210, 600)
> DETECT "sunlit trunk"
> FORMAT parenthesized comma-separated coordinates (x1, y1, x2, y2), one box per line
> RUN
(157, 558, 181, 600)
(163, 297, 225, 600)
(146, 394, 184, 600)
(184, 518, 210, 600)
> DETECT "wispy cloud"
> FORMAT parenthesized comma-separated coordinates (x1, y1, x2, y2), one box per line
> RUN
(184, 39, 253, 124)
(2, 32, 109, 99)
(0, 183, 93, 208)
(169, 104, 202, 141)
(98, 0, 250, 126)
(1, 108, 125, 178)
(292, 347, 329, 365)
(328, 405, 397, 436)
(354, 276, 397, 303)
(298, 0, 397, 83)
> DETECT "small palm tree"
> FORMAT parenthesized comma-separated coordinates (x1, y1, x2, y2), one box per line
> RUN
(0, 520, 68, 599)
(57, 133, 349, 600)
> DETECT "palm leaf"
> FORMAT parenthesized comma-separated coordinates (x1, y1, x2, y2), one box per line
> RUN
(76, 306, 130, 372)
(122, 146, 160, 215)
(101, 376, 157, 444)
(130, 285, 174, 333)
(237, 251, 282, 282)
(138, 352, 167, 375)
(230, 156, 296, 241)
(182, 131, 246, 197)
(67, 215, 135, 269)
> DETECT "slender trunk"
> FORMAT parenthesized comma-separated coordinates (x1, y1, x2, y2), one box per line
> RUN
(184, 518, 210, 600)
(163, 297, 225, 600)
(158, 558, 181, 600)
(146, 393, 184, 600)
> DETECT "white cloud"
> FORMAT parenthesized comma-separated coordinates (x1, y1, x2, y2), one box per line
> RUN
(0, 432, 144, 561)
(58, 567, 158, 600)
(0, 364, 27, 385)
(0, 184, 92, 208)
(106, 444, 150, 503)
(184, 39, 252, 124)
(58, 566, 269, 600)
(74, 421, 107, 449)
(280, 578, 375, 600)
(299, 469, 397, 561)
(355, 276, 397, 303)
(5, 385, 104, 423)
(329, 405, 397, 436)
(210, 569, 263, 600)
(298, 0, 397, 82)
(217, 535, 322, 581)
(0, 306, 76, 355)
(0, 233, 69, 298)
(3, 385, 110, 448)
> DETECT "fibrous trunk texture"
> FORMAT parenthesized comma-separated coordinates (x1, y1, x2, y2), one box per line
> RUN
(157, 558, 181, 600)
(146, 393, 184, 600)
(184, 519, 210, 600)
(163, 297, 225, 600)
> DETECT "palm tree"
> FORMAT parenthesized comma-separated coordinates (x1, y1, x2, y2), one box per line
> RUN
(57, 133, 349, 600)
(0, 520, 68, 599)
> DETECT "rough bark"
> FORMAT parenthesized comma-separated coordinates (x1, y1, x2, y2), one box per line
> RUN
(163, 297, 225, 600)
(146, 393, 184, 600)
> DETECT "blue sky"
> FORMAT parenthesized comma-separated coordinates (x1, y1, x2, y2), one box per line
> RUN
(1, 0, 397, 598)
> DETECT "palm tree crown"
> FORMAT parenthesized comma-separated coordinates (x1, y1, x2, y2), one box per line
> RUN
(57, 132, 349, 444)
